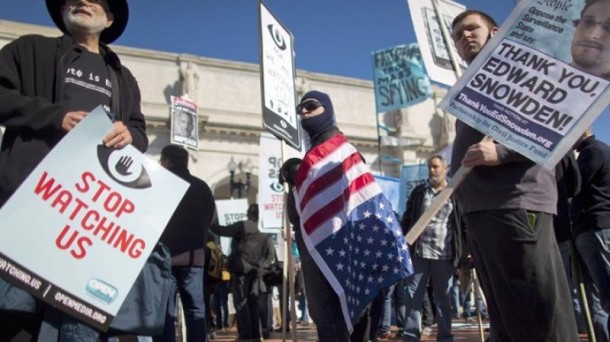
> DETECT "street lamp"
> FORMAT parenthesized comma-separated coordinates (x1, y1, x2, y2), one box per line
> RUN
(227, 157, 253, 199)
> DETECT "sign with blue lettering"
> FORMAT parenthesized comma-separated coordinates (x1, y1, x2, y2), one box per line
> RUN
(0, 107, 188, 331)
(439, 0, 610, 168)
(397, 163, 428, 218)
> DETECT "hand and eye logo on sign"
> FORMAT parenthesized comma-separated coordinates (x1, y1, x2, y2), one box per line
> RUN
(97, 146, 152, 189)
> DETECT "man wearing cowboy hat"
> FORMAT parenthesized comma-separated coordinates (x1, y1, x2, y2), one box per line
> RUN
(0, 0, 148, 340)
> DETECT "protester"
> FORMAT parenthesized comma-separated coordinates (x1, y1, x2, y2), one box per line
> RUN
(280, 90, 412, 342)
(156, 144, 215, 342)
(570, 0, 610, 79)
(448, 9, 580, 341)
(280, 91, 370, 342)
(210, 204, 276, 341)
(213, 270, 231, 332)
(401, 155, 462, 341)
(0, 0, 148, 340)
(571, 128, 610, 341)
(554, 152, 587, 333)
(204, 231, 223, 340)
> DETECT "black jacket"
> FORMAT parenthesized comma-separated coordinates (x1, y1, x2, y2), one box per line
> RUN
(0, 34, 148, 206)
(571, 135, 610, 236)
(159, 167, 215, 257)
(210, 220, 275, 275)
(401, 182, 464, 268)
(554, 152, 580, 242)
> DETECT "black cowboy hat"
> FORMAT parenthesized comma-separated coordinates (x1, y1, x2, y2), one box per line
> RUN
(46, 0, 129, 44)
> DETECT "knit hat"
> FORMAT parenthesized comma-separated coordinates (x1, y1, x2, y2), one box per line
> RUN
(299, 90, 336, 138)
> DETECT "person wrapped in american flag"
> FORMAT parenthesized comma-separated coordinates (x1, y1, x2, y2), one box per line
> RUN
(281, 90, 414, 341)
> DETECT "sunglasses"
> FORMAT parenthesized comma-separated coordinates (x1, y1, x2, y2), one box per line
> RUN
(574, 17, 610, 34)
(297, 99, 323, 113)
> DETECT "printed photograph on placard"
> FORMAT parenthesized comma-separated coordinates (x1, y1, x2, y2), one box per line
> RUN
(170, 96, 199, 150)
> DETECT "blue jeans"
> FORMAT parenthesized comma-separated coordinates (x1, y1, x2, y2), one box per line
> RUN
(576, 228, 610, 341)
(403, 255, 454, 342)
(450, 275, 461, 318)
(155, 266, 206, 342)
(297, 292, 309, 322)
(213, 281, 230, 329)
(393, 279, 407, 333)
(369, 286, 392, 339)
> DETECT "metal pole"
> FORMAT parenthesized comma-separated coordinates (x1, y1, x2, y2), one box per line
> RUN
(572, 241, 596, 342)
(376, 113, 384, 175)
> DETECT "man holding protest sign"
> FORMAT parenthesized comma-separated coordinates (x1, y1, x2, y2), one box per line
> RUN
(0, 0, 147, 339)
(570, 0, 610, 79)
(449, 9, 579, 341)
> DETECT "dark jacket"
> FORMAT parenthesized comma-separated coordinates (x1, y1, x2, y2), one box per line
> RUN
(554, 152, 580, 243)
(571, 135, 610, 237)
(210, 220, 275, 293)
(0, 34, 148, 206)
(159, 167, 215, 257)
(401, 182, 464, 268)
(210, 220, 275, 273)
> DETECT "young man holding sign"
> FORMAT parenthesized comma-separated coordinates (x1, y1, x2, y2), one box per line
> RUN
(449, 10, 578, 341)
(0, 0, 147, 340)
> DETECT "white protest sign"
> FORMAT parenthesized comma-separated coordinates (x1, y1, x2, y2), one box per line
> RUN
(259, 133, 287, 233)
(259, 2, 301, 150)
(215, 198, 249, 254)
(439, 0, 610, 168)
(258, 133, 304, 233)
(407, 0, 467, 86)
(0, 107, 188, 331)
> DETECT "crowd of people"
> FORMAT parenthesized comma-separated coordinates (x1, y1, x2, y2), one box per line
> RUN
(0, 0, 609, 341)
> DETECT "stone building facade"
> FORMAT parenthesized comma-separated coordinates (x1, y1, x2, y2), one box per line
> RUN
(0, 19, 454, 203)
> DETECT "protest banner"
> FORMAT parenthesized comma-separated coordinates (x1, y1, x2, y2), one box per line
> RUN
(374, 175, 402, 215)
(372, 43, 433, 112)
(258, 133, 303, 233)
(407, 0, 610, 244)
(170, 96, 199, 150)
(397, 163, 428, 217)
(0, 107, 188, 330)
(215, 198, 249, 254)
(407, 0, 467, 86)
(259, 133, 286, 233)
(259, 1, 301, 151)
(439, 0, 610, 168)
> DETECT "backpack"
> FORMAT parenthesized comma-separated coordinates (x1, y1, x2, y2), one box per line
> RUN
(206, 241, 226, 281)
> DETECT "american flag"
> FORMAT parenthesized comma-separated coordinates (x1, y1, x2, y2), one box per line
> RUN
(294, 133, 413, 332)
